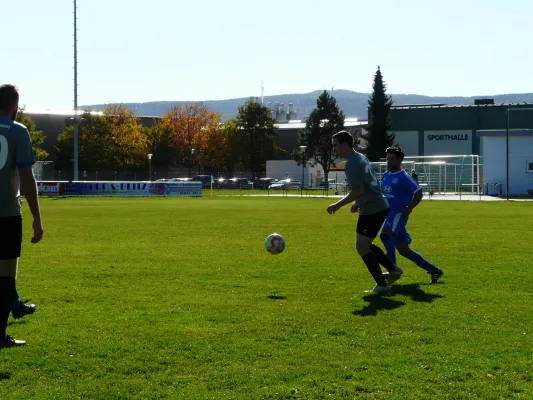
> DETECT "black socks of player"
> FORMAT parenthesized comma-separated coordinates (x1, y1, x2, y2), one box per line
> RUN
(362, 253, 387, 286)
(0, 277, 16, 338)
(371, 244, 396, 273)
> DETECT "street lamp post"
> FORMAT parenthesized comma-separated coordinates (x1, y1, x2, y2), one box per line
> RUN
(148, 153, 153, 181)
(299, 145, 307, 190)
(73, 0, 79, 182)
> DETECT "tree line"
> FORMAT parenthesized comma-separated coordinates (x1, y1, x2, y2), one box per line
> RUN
(24, 66, 396, 177)
(51, 99, 282, 176)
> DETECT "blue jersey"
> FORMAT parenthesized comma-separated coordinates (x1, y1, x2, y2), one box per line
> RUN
(381, 170, 421, 213)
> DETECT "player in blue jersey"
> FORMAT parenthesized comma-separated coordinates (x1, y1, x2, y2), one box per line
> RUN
(380, 147, 443, 284)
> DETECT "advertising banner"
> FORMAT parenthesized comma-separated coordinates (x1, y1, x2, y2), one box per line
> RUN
(164, 182, 202, 197)
(74, 182, 150, 196)
(37, 181, 67, 196)
(62, 181, 203, 197)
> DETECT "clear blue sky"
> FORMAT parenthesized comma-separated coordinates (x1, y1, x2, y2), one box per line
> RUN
(1, 0, 531, 110)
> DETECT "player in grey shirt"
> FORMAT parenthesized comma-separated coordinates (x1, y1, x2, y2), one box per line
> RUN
(327, 131, 402, 294)
(343, 149, 389, 216)
(0, 84, 43, 347)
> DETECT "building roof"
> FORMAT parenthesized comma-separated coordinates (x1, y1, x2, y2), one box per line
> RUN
(275, 118, 368, 130)
(391, 102, 533, 110)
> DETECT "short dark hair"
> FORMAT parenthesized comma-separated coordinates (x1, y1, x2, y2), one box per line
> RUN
(0, 84, 19, 112)
(386, 146, 405, 160)
(332, 130, 354, 148)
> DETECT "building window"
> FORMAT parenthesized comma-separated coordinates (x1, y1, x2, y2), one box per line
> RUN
(528, 162, 533, 173)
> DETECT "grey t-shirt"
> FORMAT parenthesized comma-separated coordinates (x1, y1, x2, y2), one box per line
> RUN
(0, 117, 35, 217)
(344, 151, 389, 215)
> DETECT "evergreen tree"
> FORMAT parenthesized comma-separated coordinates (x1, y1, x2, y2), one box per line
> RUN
(366, 66, 395, 161)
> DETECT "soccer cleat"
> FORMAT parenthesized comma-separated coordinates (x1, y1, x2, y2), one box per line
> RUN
(383, 266, 403, 284)
(12, 303, 36, 320)
(430, 269, 443, 284)
(365, 283, 391, 295)
(0, 335, 26, 348)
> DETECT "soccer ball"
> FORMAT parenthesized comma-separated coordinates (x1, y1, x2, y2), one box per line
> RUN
(265, 233, 286, 255)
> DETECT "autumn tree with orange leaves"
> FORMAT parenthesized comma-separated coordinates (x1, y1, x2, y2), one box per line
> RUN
(161, 103, 221, 177)
(205, 119, 243, 172)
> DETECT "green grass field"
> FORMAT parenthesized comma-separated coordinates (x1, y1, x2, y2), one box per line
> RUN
(1, 197, 532, 399)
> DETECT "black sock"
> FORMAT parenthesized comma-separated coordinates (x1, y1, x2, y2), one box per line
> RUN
(0, 277, 16, 338)
(361, 253, 387, 286)
(371, 244, 396, 273)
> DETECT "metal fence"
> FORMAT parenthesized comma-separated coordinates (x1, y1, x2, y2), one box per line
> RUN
(35, 155, 483, 196)
(372, 155, 482, 195)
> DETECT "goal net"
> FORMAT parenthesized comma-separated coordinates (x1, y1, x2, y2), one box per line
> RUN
(371, 155, 481, 195)
(33, 161, 55, 181)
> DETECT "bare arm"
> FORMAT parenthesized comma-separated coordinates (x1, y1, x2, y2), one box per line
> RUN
(19, 167, 40, 219)
(19, 167, 43, 243)
(327, 187, 364, 214)
(407, 189, 423, 211)
(403, 189, 423, 217)
(335, 187, 364, 208)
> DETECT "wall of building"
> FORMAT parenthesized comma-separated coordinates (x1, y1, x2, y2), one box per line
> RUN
(386, 104, 533, 157)
(265, 160, 348, 187)
(423, 130, 472, 156)
(266, 160, 315, 186)
(29, 114, 71, 161)
(389, 104, 533, 131)
(480, 131, 533, 195)
(393, 131, 418, 156)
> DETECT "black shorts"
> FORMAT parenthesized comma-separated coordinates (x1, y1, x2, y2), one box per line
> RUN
(0, 216, 23, 260)
(356, 208, 389, 239)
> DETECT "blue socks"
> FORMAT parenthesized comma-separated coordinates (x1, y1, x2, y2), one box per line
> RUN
(380, 235, 397, 265)
(381, 234, 439, 274)
(406, 250, 438, 273)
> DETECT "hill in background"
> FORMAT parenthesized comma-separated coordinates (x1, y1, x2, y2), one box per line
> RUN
(84, 90, 533, 121)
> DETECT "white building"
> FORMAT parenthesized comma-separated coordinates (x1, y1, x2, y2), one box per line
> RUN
(478, 129, 533, 196)
(266, 160, 346, 188)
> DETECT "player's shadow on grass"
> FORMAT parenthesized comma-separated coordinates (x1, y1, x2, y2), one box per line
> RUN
(352, 296, 406, 317)
(353, 283, 443, 316)
(391, 283, 444, 303)
(7, 320, 27, 327)
(267, 295, 287, 300)
(0, 372, 11, 381)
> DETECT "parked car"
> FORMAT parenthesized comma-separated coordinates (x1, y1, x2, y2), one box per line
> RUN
(269, 179, 301, 190)
(192, 175, 214, 188)
(214, 178, 229, 189)
(317, 179, 346, 189)
(167, 177, 192, 182)
(226, 178, 254, 189)
(269, 181, 286, 190)
(257, 177, 276, 190)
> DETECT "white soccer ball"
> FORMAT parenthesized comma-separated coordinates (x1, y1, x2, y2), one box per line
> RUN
(265, 233, 286, 255)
